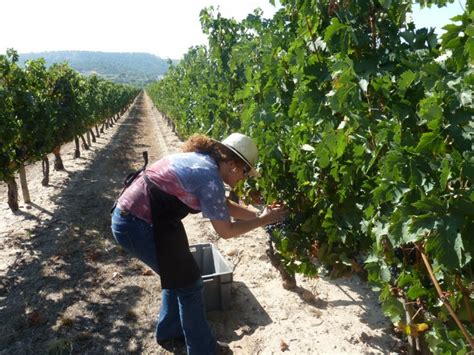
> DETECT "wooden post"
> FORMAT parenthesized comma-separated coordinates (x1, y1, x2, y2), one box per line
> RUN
(74, 136, 80, 158)
(18, 164, 31, 203)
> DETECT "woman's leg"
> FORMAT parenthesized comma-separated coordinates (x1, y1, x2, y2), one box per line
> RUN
(155, 288, 185, 341)
(152, 218, 216, 353)
(111, 207, 183, 341)
(110, 207, 159, 273)
(176, 278, 216, 355)
(111, 207, 216, 352)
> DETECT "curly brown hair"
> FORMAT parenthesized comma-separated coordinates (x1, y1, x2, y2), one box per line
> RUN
(181, 134, 244, 167)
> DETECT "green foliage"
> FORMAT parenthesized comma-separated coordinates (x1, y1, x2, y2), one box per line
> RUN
(0, 49, 139, 182)
(147, 1, 473, 351)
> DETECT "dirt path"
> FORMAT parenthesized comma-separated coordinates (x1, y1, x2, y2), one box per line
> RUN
(0, 92, 402, 354)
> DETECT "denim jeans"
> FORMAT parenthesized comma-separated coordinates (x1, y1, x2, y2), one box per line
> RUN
(111, 207, 217, 354)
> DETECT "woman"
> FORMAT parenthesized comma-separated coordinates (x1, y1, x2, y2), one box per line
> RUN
(111, 132, 287, 354)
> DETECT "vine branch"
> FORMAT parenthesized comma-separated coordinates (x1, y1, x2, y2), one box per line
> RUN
(455, 274, 474, 330)
(416, 243, 474, 349)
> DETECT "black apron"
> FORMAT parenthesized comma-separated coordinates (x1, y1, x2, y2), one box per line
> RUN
(143, 174, 201, 289)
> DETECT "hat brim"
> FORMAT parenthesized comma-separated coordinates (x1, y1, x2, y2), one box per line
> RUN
(212, 138, 261, 178)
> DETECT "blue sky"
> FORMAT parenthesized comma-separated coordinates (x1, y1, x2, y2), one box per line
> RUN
(412, 1, 466, 34)
(0, 0, 466, 59)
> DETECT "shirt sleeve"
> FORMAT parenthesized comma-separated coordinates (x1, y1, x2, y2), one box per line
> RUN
(195, 178, 230, 221)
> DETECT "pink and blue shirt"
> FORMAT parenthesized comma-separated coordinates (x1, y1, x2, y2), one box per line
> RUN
(118, 152, 229, 225)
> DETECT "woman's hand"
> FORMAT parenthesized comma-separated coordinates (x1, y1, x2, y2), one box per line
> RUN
(260, 203, 289, 225)
(212, 202, 289, 239)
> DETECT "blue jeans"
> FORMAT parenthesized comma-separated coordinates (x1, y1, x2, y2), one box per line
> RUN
(111, 207, 217, 354)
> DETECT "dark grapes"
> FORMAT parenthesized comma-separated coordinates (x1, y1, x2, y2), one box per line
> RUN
(264, 221, 288, 243)
(394, 247, 403, 260)
(390, 265, 400, 280)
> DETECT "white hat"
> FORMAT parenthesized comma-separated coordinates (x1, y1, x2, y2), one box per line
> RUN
(220, 133, 260, 177)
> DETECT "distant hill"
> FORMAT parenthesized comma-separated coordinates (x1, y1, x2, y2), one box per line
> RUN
(19, 51, 177, 87)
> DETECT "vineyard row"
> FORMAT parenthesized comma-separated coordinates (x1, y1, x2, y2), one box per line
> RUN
(1, 49, 139, 211)
(146, 1, 474, 352)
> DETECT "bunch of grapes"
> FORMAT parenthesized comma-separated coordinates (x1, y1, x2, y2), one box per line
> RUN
(264, 221, 289, 243)
(390, 264, 401, 282)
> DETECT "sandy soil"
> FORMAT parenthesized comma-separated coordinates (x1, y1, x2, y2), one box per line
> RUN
(0, 92, 403, 354)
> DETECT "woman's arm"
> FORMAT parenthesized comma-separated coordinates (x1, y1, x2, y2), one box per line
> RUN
(226, 199, 260, 220)
(211, 205, 287, 239)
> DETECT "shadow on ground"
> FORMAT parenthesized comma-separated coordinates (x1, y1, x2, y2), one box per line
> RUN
(0, 93, 157, 354)
(0, 92, 402, 354)
(208, 281, 272, 342)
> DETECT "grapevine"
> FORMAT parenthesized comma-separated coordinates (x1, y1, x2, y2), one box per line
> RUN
(0, 49, 139, 211)
(147, 1, 473, 352)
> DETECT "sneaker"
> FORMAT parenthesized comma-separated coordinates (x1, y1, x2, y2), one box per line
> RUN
(216, 340, 233, 355)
